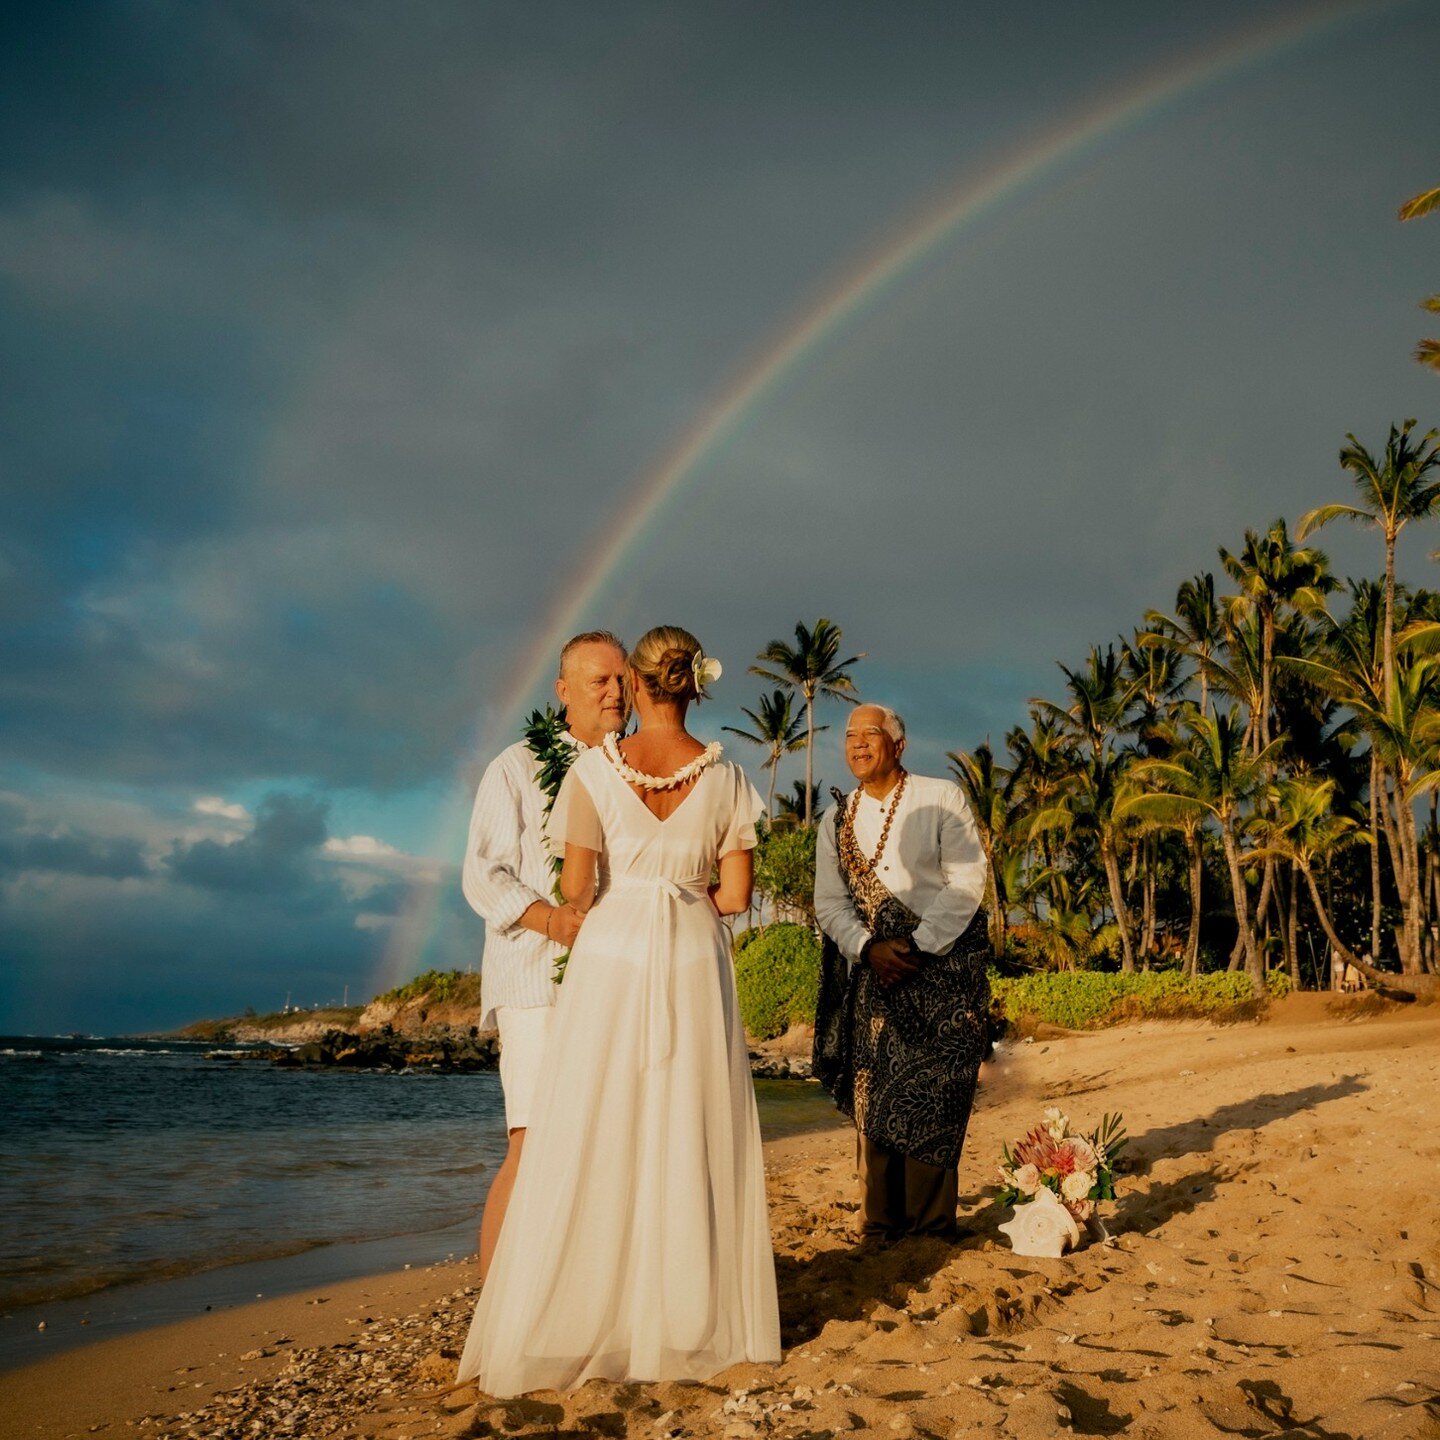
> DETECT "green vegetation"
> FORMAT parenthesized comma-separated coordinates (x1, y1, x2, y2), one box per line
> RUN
(174, 1006, 363, 1039)
(734, 923, 822, 1039)
(989, 970, 1270, 1030)
(374, 969, 482, 1009)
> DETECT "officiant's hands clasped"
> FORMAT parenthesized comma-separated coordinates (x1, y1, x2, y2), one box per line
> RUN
(864, 935, 920, 987)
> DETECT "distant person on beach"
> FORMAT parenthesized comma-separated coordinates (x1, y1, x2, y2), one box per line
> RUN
(461, 630, 629, 1279)
(813, 703, 991, 1240)
(458, 625, 781, 1394)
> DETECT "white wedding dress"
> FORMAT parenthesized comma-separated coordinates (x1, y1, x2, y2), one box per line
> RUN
(457, 743, 781, 1396)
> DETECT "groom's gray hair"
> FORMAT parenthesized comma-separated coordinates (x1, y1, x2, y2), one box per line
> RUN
(559, 630, 627, 677)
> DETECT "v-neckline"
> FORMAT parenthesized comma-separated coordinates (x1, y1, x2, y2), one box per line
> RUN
(602, 750, 713, 828)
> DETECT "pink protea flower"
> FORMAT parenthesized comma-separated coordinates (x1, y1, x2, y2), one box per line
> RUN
(1011, 1127, 1062, 1170)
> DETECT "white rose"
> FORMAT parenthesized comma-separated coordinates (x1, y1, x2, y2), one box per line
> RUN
(1062, 1171, 1094, 1202)
(1014, 1163, 1042, 1196)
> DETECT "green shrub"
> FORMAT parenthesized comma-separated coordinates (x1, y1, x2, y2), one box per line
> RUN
(753, 825, 817, 924)
(1265, 968, 1293, 999)
(734, 923, 822, 1039)
(989, 969, 1268, 1031)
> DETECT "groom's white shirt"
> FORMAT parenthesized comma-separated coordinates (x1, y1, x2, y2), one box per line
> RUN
(814, 773, 987, 968)
(462, 733, 586, 1031)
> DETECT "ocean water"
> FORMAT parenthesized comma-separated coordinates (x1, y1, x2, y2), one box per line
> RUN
(0, 1036, 836, 1344)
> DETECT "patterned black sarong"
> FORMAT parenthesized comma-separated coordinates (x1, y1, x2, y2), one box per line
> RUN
(812, 794, 991, 1170)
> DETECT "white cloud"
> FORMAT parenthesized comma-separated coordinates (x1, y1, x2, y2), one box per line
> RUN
(194, 796, 250, 822)
(323, 833, 402, 861)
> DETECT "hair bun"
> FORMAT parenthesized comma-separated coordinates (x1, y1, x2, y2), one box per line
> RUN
(629, 625, 705, 703)
(657, 647, 697, 698)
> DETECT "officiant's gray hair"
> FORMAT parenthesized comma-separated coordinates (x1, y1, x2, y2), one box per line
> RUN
(559, 630, 627, 677)
(851, 704, 905, 743)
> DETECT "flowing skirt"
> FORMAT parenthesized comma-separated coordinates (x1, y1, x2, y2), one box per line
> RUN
(457, 879, 780, 1396)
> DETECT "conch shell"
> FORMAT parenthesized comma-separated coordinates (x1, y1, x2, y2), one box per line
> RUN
(998, 1186, 1081, 1258)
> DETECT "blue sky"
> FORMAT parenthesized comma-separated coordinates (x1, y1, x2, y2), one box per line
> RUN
(2, 0, 1437, 1032)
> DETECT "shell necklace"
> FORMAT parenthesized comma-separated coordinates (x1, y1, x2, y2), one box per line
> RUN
(602, 732, 722, 792)
(845, 771, 908, 872)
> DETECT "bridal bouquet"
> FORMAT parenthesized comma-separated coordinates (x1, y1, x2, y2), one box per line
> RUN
(996, 1107, 1126, 1223)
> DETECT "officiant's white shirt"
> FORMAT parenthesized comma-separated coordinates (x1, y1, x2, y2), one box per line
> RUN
(814, 773, 988, 967)
(462, 734, 586, 1030)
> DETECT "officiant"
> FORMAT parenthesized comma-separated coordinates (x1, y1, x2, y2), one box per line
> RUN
(813, 703, 991, 1240)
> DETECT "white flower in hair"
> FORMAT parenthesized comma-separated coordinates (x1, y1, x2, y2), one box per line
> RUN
(692, 651, 723, 693)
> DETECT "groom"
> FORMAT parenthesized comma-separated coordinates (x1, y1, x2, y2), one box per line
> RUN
(462, 630, 628, 1277)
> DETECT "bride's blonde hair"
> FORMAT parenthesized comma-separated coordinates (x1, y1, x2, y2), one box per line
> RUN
(629, 625, 703, 703)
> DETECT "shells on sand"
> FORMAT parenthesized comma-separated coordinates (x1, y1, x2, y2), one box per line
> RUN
(998, 1186, 1081, 1258)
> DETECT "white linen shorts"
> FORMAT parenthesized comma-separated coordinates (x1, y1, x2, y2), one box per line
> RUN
(496, 1004, 553, 1132)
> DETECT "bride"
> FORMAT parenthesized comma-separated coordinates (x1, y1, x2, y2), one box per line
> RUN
(457, 625, 781, 1395)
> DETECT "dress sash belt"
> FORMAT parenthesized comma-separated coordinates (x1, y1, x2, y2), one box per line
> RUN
(607, 875, 710, 1069)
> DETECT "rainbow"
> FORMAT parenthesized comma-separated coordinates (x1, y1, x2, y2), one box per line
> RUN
(372, 0, 1401, 990)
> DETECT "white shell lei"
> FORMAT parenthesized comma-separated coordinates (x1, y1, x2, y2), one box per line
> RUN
(602, 733, 723, 791)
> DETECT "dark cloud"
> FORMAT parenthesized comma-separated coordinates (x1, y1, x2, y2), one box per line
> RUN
(0, 811, 150, 882)
(167, 793, 329, 895)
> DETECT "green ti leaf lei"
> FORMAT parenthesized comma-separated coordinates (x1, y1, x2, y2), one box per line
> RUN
(523, 705, 580, 982)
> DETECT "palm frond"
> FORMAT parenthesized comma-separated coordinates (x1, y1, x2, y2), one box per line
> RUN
(1398, 185, 1440, 222)
(1295, 503, 1370, 539)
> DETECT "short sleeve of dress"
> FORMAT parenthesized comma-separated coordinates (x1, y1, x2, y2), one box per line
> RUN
(718, 763, 765, 856)
(549, 762, 604, 853)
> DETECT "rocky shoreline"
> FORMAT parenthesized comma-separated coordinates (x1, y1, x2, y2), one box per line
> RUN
(206, 1025, 815, 1079)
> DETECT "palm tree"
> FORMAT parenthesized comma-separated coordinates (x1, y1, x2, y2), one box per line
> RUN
(947, 741, 1018, 956)
(1286, 644, 1440, 974)
(1144, 573, 1223, 717)
(1117, 714, 1207, 976)
(722, 690, 815, 818)
(1218, 519, 1337, 750)
(751, 619, 864, 826)
(774, 779, 823, 829)
(1017, 873, 1119, 972)
(1297, 420, 1440, 707)
(1398, 184, 1440, 372)
(1034, 645, 1140, 971)
(1118, 711, 1280, 981)
(1251, 776, 1368, 985)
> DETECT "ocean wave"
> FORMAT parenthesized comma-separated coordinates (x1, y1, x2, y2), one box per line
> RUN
(89, 1047, 187, 1057)
(0, 1048, 43, 1058)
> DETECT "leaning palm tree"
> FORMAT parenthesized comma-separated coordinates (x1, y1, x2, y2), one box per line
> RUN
(751, 619, 864, 826)
(1297, 420, 1440, 707)
(1250, 775, 1370, 987)
(1398, 184, 1440, 371)
(1118, 710, 1280, 981)
(722, 690, 815, 818)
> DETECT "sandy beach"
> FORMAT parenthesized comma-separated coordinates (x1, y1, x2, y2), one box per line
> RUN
(4, 994, 1438, 1440)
